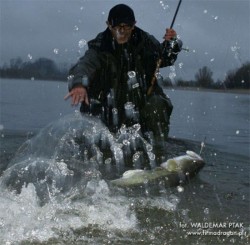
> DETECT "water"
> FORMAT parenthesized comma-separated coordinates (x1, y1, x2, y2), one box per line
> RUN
(0, 78, 249, 244)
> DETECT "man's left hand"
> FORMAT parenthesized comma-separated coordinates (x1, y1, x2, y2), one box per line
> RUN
(64, 85, 89, 106)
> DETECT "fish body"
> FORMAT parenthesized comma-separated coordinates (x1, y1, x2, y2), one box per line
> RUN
(111, 151, 205, 187)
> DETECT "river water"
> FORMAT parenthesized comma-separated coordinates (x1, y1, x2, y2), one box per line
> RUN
(0, 78, 249, 244)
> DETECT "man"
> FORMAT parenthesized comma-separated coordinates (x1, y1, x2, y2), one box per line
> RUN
(65, 4, 182, 138)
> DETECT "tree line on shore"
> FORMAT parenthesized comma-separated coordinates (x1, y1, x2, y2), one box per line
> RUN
(171, 62, 250, 90)
(0, 57, 249, 90)
(0, 57, 68, 81)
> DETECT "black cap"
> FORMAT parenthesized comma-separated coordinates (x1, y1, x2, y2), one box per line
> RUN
(108, 4, 135, 27)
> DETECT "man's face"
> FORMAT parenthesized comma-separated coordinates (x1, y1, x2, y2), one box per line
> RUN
(108, 23, 135, 44)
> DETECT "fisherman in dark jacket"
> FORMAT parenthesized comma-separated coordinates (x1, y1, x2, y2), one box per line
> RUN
(65, 4, 182, 138)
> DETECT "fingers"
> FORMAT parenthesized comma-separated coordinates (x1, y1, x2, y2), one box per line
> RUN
(64, 92, 71, 100)
(64, 86, 89, 106)
(84, 94, 89, 105)
(164, 28, 177, 41)
(72, 93, 89, 106)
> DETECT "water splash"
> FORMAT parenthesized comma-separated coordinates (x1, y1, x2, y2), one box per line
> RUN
(1, 111, 171, 196)
(0, 112, 181, 243)
(0, 180, 139, 243)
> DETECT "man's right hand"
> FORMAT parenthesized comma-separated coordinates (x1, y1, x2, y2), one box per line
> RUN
(164, 28, 177, 41)
(64, 85, 89, 106)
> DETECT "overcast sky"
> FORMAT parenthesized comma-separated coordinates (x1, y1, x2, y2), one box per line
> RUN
(0, 0, 249, 81)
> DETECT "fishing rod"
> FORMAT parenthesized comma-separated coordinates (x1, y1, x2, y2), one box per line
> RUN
(147, 0, 183, 95)
(170, 0, 182, 29)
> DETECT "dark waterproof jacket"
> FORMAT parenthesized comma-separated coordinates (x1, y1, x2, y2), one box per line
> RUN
(68, 26, 181, 130)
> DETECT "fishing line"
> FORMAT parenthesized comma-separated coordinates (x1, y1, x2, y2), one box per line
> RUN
(199, 136, 206, 155)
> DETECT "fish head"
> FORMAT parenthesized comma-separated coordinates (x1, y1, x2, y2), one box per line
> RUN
(161, 151, 205, 177)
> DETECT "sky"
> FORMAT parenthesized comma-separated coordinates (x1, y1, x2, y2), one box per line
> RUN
(0, 0, 249, 82)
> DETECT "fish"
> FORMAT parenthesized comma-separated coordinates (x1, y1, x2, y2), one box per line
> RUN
(110, 151, 205, 188)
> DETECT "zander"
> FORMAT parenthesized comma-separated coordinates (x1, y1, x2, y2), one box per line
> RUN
(111, 151, 205, 188)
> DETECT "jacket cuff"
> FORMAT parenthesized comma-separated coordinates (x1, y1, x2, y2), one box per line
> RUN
(68, 75, 89, 91)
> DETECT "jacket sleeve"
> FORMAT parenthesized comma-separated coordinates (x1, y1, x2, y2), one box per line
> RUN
(68, 48, 102, 91)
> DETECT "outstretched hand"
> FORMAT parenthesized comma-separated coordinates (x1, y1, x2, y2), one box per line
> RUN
(164, 28, 177, 41)
(64, 85, 89, 106)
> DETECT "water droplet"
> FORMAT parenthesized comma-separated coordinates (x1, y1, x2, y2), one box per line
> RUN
(231, 43, 240, 60)
(203, 9, 208, 14)
(78, 39, 87, 48)
(67, 75, 74, 83)
(105, 158, 112, 164)
(132, 152, 141, 162)
(0, 125, 4, 130)
(178, 62, 183, 69)
(123, 139, 130, 146)
(112, 108, 118, 114)
(53, 48, 59, 54)
(177, 186, 184, 192)
(181, 209, 189, 215)
(146, 144, 153, 152)
(159, 1, 170, 12)
(169, 72, 176, 80)
(236, 130, 240, 135)
(27, 54, 32, 60)
(128, 71, 136, 78)
(147, 152, 155, 160)
(124, 101, 135, 110)
(74, 25, 79, 31)
(133, 123, 141, 132)
(210, 58, 215, 62)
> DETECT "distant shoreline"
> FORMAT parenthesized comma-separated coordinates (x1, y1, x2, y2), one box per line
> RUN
(165, 86, 250, 95)
(1, 77, 249, 95)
